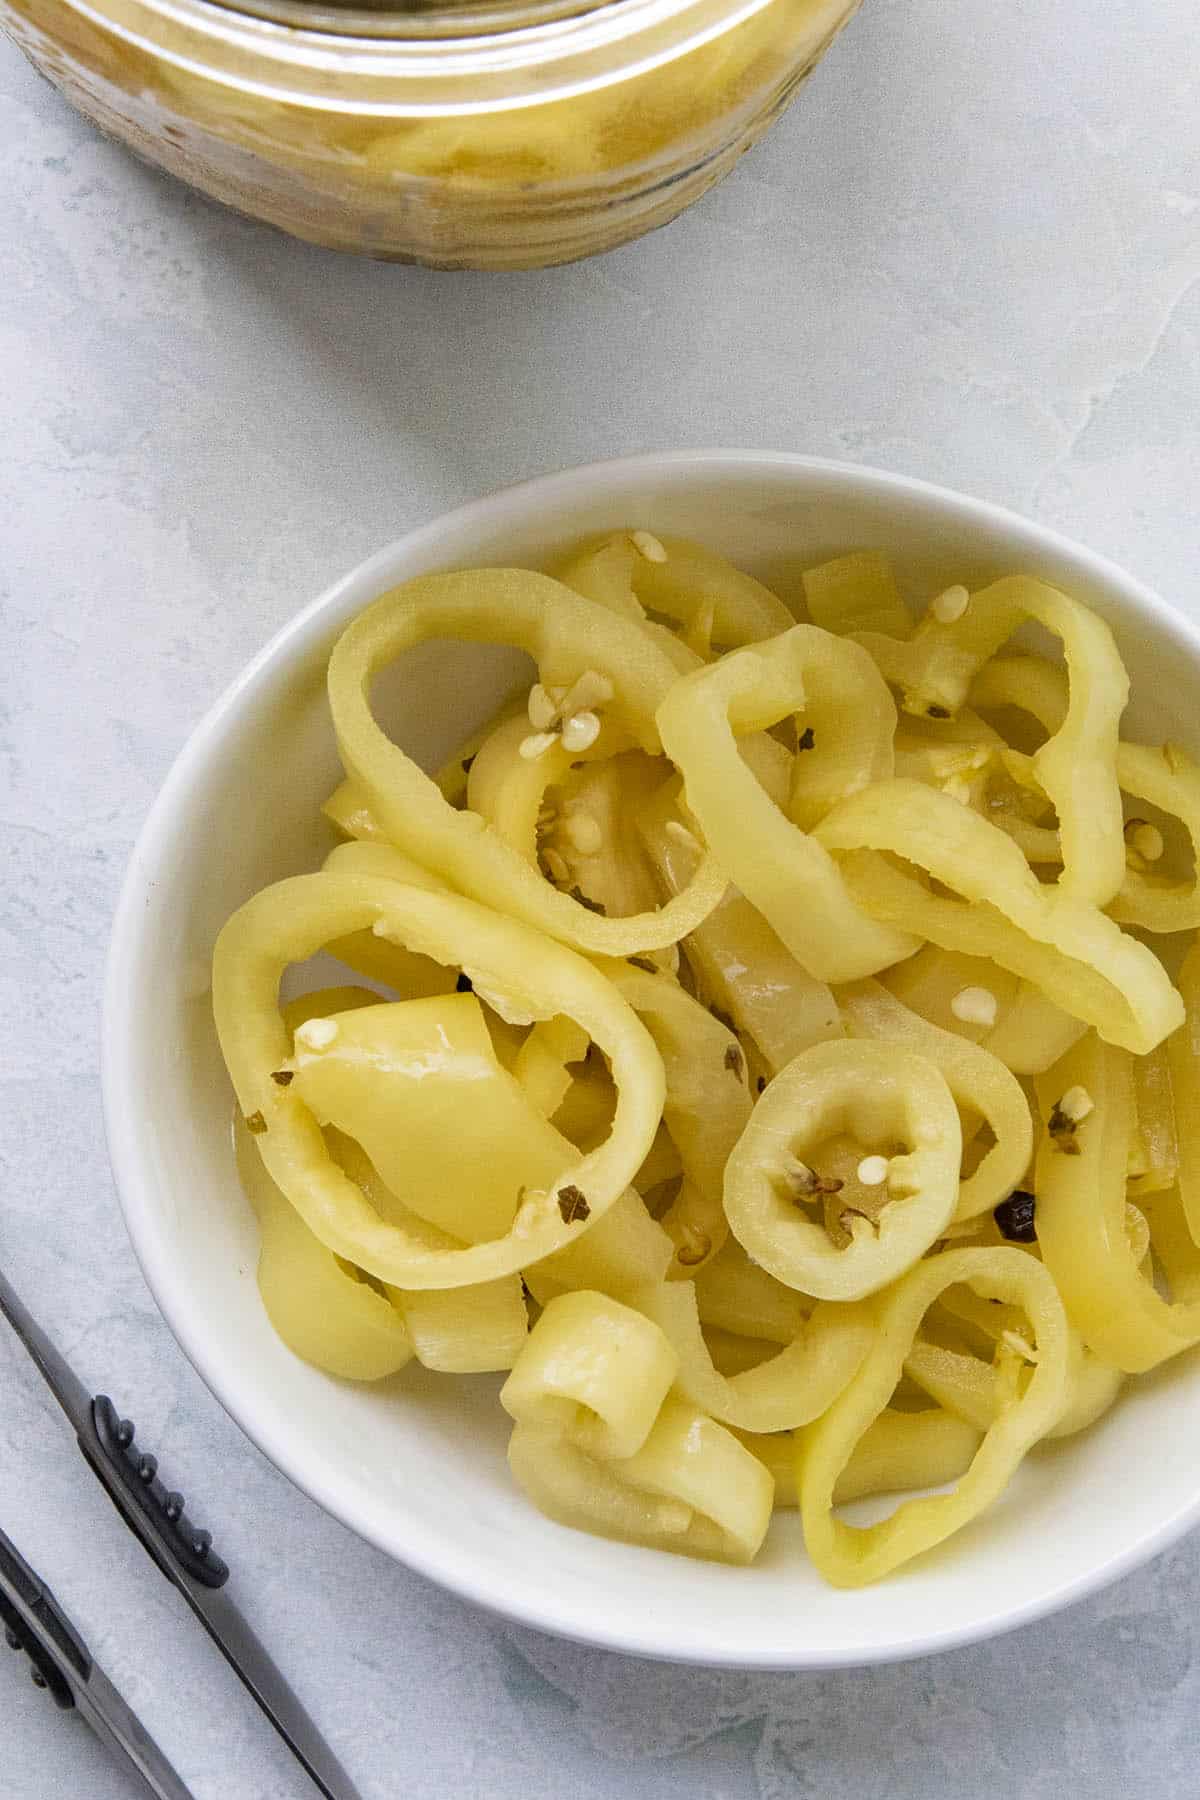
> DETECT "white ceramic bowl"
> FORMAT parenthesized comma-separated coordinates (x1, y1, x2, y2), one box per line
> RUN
(103, 451, 1200, 1668)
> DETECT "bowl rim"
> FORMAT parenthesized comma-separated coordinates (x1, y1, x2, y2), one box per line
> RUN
(101, 448, 1200, 1668)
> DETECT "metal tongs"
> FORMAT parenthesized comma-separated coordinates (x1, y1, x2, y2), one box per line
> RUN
(0, 1264, 364, 1800)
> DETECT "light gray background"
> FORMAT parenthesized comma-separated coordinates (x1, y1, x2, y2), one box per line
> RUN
(3, 0, 1199, 1794)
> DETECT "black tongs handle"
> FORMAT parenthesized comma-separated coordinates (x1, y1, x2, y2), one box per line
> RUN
(80, 1397, 230, 1593)
(0, 1530, 88, 1710)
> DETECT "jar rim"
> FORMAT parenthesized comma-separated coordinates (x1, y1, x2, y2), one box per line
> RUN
(209, 0, 616, 42)
(57, 0, 839, 108)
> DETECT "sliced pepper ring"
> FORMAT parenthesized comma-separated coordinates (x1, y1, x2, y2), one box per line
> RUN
(815, 779, 1183, 1055)
(855, 575, 1128, 906)
(973, 654, 1200, 934)
(606, 964, 753, 1276)
(558, 531, 796, 651)
(798, 1246, 1070, 1587)
(655, 626, 919, 982)
(723, 1038, 962, 1301)
(836, 979, 1033, 1222)
(212, 869, 665, 1288)
(1034, 1031, 1200, 1372)
(327, 569, 727, 956)
(465, 711, 572, 862)
(501, 1291, 774, 1563)
(636, 1279, 874, 1434)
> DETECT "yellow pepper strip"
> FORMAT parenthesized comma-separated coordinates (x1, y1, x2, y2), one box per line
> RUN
(538, 1050, 616, 1148)
(976, 983, 1089, 1075)
(289, 993, 565, 1245)
(238, 986, 529, 1377)
(691, 1238, 810, 1345)
(905, 1311, 1122, 1442)
(1128, 1041, 1179, 1197)
(391, 1279, 528, 1375)
(1034, 1033, 1200, 1370)
(323, 840, 450, 890)
(903, 1331, 998, 1433)
(234, 1115, 413, 1382)
(1144, 1185, 1200, 1308)
(432, 692, 529, 805)
(557, 532, 802, 669)
(884, 945, 1016, 1040)
(802, 551, 912, 641)
(1050, 1336, 1126, 1440)
(973, 653, 1200, 933)
(502, 1292, 773, 1563)
(1166, 937, 1200, 1240)
(466, 712, 572, 862)
(554, 535, 701, 672)
(501, 1289, 677, 1459)
(213, 870, 665, 1288)
(882, 944, 1085, 1077)
(513, 1015, 591, 1120)
(969, 650, 1071, 737)
(1107, 741, 1200, 933)
(723, 1039, 961, 1301)
(797, 1247, 1069, 1586)
(891, 702, 1063, 866)
(786, 631, 899, 834)
(656, 629, 919, 981)
(638, 779, 843, 1074)
(625, 534, 796, 647)
(327, 570, 727, 956)
(322, 778, 388, 843)
(735, 1410, 982, 1510)
(525, 1191, 674, 1308)
(319, 841, 458, 999)
(606, 965, 753, 1275)
(553, 535, 649, 623)
(833, 1409, 982, 1505)
(635, 1278, 873, 1433)
(836, 980, 1033, 1222)
(633, 1125, 684, 1195)
(816, 781, 1183, 1054)
(856, 576, 1128, 906)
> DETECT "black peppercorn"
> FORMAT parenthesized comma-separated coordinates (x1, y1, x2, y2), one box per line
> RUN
(994, 1189, 1037, 1243)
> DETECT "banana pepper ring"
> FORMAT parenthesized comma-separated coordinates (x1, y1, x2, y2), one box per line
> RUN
(327, 569, 727, 956)
(882, 943, 1085, 1078)
(636, 1278, 874, 1433)
(1034, 1032, 1200, 1371)
(690, 1237, 810, 1344)
(606, 964, 753, 1275)
(737, 1409, 983, 1512)
(855, 575, 1128, 906)
(802, 551, 913, 641)
(213, 870, 665, 1288)
(625, 533, 796, 648)
(556, 530, 794, 653)
(836, 979, 1033, 1222)
(466, 711, 572, 862)
(798, 1247, 1070, 1587)
(723, 1038, 962, 1301)
(905, 1299, 1123, 1441)
(973, 655, 1200, 934)
(656, 626, 919, 982)
(637, 777, 843, 1075)
(815, 780, 1183, 1055)
(502, 1291, 773, 1563)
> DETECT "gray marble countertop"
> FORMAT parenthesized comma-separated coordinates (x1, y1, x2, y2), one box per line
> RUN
(3, 1, 1199, 1794)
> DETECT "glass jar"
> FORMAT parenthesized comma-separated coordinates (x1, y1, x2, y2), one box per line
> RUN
(2, 0, 862, 269)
